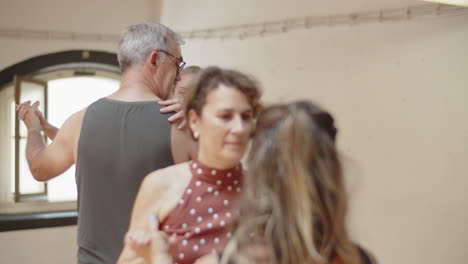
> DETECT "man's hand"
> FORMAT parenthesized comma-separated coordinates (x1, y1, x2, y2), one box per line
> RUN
(34, 107, 49, 128)
(159, 98, 186, 129)
(17, 100, 58, 139)
(35, 107, 58, 140)
(16, 100, 41, 131)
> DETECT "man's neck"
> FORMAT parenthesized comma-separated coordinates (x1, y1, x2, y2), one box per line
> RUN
(109, 67, 162, 102)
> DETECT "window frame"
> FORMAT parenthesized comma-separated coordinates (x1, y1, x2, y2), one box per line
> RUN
(0, 50, 120, 231)
(14, 76, 49, 202)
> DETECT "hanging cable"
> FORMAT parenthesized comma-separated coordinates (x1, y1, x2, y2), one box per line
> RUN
(0, 3, 466, 42)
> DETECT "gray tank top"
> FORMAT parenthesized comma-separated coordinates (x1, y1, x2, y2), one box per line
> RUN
(76, 98, 174, 264)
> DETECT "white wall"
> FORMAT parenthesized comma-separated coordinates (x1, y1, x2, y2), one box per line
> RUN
(161, 1, 468, 264)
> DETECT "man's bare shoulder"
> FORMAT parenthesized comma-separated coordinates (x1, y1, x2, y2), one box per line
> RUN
(54, 108, 86, 142)
(66, 108, 87, 127)
(54, 108, 87, 135)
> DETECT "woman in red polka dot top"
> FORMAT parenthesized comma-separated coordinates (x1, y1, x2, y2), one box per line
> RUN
(118, 66, 262, 264)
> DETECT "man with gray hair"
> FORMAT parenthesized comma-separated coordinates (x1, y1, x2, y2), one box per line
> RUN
(17, 22, 195, 264)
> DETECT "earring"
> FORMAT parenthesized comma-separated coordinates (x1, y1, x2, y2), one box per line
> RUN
(193, 131, 199, 139)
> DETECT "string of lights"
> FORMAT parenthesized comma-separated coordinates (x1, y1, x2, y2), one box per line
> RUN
(0, 3, 466, 42)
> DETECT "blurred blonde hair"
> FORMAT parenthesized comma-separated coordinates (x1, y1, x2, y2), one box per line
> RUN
(222, 101, 360, 264)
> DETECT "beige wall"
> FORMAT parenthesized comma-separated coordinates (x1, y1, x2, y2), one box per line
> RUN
(161, 1, 468, 264)
(1, 0, 467, 263)
(0, 0, 160, 70)
(160, 0, 417, 31)
(0, 226, 77, 263)
(0, 0, 160, 263)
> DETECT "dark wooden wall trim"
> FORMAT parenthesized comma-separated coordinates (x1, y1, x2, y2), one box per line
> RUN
(0, 211, 78, 232)
(0, 50, 119, 90)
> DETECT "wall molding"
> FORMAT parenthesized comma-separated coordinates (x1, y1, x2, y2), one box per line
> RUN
(1, 4, 467, 42)
(178, 3, 468, 40)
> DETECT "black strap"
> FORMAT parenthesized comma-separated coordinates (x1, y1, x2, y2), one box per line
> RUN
(357, 246, 372, 264)
(218, 251, 223, 261)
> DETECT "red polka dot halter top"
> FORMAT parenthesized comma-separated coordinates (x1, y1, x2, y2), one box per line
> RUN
(159, 159, 243, 264)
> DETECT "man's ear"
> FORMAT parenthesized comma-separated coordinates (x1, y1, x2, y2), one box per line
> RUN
(148, 51, 159, 68)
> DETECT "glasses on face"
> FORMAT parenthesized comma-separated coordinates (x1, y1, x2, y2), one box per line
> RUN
(157, 49, 186, 75)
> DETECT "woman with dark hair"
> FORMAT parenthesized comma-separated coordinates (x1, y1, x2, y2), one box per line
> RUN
(118, 66, 262, 264)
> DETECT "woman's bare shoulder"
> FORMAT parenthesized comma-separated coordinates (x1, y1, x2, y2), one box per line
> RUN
(143, 162, 191, 189)
(130, 162, 192, 223)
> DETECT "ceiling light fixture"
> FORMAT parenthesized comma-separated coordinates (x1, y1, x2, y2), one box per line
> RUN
(420, 0, 468, 6)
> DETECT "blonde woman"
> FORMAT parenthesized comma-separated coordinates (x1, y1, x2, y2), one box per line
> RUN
(124, 100, 376, 264)
(209, 101, 377, 264)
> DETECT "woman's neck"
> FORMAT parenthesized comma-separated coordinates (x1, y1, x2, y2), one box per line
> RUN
(197, 153, 239, 170)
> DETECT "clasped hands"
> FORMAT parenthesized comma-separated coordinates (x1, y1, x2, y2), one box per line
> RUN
(16, 100, 44, 131)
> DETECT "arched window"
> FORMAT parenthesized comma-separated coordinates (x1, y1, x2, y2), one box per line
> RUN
(0, 50, 120, 217)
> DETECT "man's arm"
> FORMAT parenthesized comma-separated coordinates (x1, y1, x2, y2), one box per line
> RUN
(20, 101, 82, 181)
(35, 108, 59, 140)
(27, 115, 77, 181)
